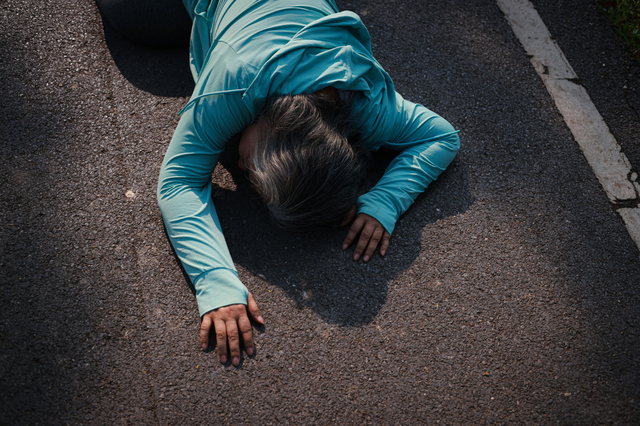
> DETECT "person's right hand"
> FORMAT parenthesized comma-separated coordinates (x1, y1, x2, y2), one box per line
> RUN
(200, 292, 263, 366)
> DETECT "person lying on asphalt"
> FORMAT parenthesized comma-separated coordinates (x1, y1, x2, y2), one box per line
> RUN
(98, 0, 460, 367)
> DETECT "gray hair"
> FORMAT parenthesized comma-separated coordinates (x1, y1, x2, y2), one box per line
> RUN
(250, 91, 369, 231)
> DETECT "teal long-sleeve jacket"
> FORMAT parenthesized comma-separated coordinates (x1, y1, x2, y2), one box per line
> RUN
(157, 0, 460, 317)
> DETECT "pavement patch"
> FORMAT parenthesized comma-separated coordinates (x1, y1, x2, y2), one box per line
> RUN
(497, 0, 640, 250)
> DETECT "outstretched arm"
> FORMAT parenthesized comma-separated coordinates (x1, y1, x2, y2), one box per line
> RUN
(158, 94, 256, 365)
(343, 92, 460, 260)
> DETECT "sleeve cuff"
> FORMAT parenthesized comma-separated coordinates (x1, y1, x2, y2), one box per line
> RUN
(194, 268, 249, 317)
(357, 191, 400, 235)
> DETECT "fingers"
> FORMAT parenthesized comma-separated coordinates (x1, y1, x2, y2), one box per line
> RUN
(353, 220, 376, 261)
(247, 292, 264, 325)
(202, 301, 260, 366)
(238, 314, 254, 357)
(343, 213, 391, 261)
(200, 315, 212, 350)
(225, 319, 241, 366)
(362, 226, 384, 262)
(213, 317, 228, 364)
(342, 215, 366, 250)
(380, 231, 391, 256)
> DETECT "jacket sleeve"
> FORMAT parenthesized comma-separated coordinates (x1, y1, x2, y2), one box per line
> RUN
(157, 93, 252, 317)
(356, 91, 460, 234)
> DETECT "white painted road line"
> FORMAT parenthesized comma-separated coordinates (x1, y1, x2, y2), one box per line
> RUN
(496, 0, 640, 250)
(619, 208, 640, 247)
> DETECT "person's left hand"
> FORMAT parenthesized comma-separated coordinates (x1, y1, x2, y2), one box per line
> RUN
(342, 213, 390, 262)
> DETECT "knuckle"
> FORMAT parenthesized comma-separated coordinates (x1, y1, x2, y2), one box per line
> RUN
(216, 331, 226, 340)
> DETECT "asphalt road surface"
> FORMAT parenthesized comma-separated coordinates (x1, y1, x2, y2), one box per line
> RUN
(1, 0, 639, 424)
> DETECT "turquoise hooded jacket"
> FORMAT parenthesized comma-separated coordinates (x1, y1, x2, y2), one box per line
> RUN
(158, 0, 460, 317)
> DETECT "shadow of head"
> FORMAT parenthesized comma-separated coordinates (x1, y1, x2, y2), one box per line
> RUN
(196, 142, 475, 326)
(96, 0, 195, 97)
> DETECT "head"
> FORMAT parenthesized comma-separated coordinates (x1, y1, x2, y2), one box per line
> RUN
(242, 91, 369, 231)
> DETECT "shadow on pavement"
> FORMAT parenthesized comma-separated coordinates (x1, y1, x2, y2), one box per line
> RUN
(160, 129, 473, 327)
(204, 142, 474, 326)
(99, 10, 194, 98)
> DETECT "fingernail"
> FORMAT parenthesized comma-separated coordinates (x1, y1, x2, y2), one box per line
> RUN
(257, 315, 264, 324)
(342, 244, 348, 250)
(246, 347, 254, 356)
(220, 355, 227, 363)
(202, 343, 207, 350)
(363, 255, 370, 262)
(354, 253, 360, 260)
(233, 357, 240, 366)
(381, 249, 386, 256)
